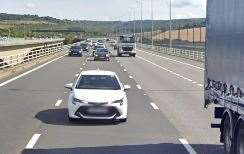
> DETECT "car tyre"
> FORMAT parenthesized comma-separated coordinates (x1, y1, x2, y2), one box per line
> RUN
(223, 116, 233, 154)
(119, 118, 127, 123)
(68, 117, 77, 122)
(234, 123, 244, 154)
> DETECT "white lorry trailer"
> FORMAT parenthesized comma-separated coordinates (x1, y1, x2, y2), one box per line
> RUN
(205, 0, 244, 153)
(117, 35, 136, 57)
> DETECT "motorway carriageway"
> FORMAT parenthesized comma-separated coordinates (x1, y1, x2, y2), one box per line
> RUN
(0, 46, 223, 154)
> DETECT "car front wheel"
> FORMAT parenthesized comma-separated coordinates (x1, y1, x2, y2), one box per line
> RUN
(68, 117, 77, 122)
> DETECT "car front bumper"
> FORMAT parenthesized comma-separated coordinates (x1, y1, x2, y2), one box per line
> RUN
(68, 102, 127, 120)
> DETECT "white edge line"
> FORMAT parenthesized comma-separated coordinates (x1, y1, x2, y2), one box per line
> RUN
(150, 102, 159, 110)
(25, 134, 41, 149)
(179, 138, 197, 154)
(55, 99, 63, 107)
(0, 55, 65, 87)
(137, 56, 195, 84)
(138, 49, 204, 70)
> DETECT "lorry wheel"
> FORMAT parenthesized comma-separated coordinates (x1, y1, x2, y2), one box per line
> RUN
(235, 123, 244, 154)
(224, 116, 233, 154)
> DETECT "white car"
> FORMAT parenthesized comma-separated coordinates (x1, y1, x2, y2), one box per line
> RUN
(65, 70, 130, 122)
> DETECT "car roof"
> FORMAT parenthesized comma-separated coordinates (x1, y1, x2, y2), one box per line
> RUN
(81, 70, 116, 76)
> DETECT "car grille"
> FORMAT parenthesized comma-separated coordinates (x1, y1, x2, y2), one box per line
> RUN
(75, 106, 120, 118)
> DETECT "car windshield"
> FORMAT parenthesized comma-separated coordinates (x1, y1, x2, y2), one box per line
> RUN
(76, 75, 121, 90)
(80, 44, 87, 47)
(71, 46, 81, 50)
(97, 45, 105, 49)
(120, 36, 135, 43)
(96, 49, 108, 53)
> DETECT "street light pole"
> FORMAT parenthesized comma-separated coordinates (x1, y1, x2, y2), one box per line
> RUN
(133, 9, 136, 36)
(169, 0, 172, 49)
(151, 0, 154, 48)
(140, 0, 143, 44)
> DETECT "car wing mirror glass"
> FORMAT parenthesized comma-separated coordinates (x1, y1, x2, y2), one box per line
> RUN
(65, 83, 73, 90)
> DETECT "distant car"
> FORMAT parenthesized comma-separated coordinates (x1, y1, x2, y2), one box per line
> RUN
(92, 42, 97, 47)
(94, 48, 110, 61)
(65, 70, 130, 122)
(110, 40, 117, 47)
(69, 46, 82, 57)
(80, 43, 89, 52)
(97, 42, 105, 46)
(86, 39, 92, 46)
(92, 45, 106, 56)
(98, 40, 104, 44)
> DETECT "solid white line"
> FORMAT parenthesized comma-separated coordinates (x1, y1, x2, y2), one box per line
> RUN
(150, 102, 159, 110)
(55, 99, 62, 107)
(137, 56, 195, 84)
(138, 49, 204, 70)
(0, 55, 65, 87)
(129, 76, 133, 79)
(136, 84, 142, 89)
(179, 138, 197, 154)
(25, 134, 41, 149)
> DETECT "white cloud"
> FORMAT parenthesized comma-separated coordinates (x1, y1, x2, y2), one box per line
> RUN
(25, 3, 36, 10)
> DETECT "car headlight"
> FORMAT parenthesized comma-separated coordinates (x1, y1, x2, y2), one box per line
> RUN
(112, 99, 124, 105)
(72, 97, 85, 105)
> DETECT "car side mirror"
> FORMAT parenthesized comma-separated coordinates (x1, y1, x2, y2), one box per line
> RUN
(124, 85, 131, 91)
(64, 83, 73, 90)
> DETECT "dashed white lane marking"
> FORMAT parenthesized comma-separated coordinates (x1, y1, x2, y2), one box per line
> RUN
(150, 102, 159, 110)
(143, 94, 147, 96)
(124, 69, 127, 72)
(120, 64, 123, 67)
(138, 49, 204, 70)
(197, 84, 203, 87)
(83, 63, 86, 66)
(0, 55, 65, 87)
(75, 74, 79, 77)
(137, 56, 203, 87)
(80, 68, 83, 70)
(192, 81, 197, 84)
(129, 76, 133, 79)
(136, 84, 142, 89)
(179, 138, 197, 154)
(25, 134, 41, 149)
(55, 99, 63, 107)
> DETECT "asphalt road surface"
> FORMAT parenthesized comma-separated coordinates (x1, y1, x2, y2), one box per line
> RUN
(0, 45, 223, 154)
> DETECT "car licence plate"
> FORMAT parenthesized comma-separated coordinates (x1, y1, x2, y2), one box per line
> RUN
(87, 107, 108, 114)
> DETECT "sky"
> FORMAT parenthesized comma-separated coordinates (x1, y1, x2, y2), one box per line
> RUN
(1, 0, 206, 21)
